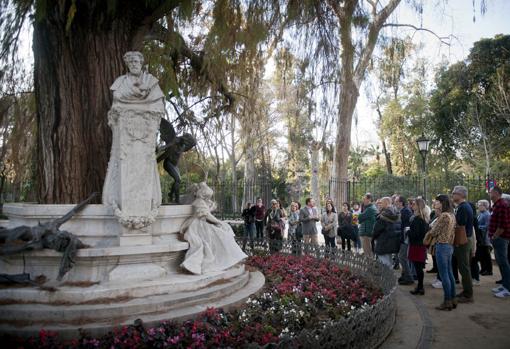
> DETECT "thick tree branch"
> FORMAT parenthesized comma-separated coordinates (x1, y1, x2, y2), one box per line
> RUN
(131, 1, 181, 49)
(325, 0, 345, 19)
(367, 0, 379, 18)
(143, 22, 235, 110)
(382, 23, 453, 46)
(334, 0, 357, 83)
(354, 0, 402, 87)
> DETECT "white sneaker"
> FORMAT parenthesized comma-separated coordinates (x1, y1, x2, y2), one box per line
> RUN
(432, 280, 443, 289)
(492, 286, 505, 293)
(473, 279, 481, 286)
(494, 288, 510, 298)
(430, 278, 439, 286)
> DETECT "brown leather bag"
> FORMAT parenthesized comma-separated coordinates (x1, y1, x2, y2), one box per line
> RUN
(454, 225, 468, 246)
(423, 231, 437, 247)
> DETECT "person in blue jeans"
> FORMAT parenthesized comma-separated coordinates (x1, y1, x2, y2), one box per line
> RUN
(428, 195, 457, 310)
(488, 187, 510, 298)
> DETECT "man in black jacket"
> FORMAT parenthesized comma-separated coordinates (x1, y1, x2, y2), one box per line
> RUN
(241, 202, 257, 250)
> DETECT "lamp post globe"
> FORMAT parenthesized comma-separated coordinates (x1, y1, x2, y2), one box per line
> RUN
(416, 135, 431, 155)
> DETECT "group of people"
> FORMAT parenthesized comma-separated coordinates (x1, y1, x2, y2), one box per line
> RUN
(241, 197, 329, 251)
(241, 185, 510, 310)
(243, 196, 369, 252)
(417, 185, 510, 310)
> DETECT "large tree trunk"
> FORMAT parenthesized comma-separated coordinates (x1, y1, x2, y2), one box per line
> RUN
(33, 5, 140, 203)
(229, 114, 238, 213)
(31, 0, 187, 204)
(242, 142, 256, 208)
(333, 78, 357, 205)
(310, 141, 321, 204)
(328, 0, 402, 207)
(376, 104, 393, 174)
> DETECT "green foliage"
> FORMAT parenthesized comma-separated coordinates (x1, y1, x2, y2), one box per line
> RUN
(273, 48, 315, 182)
(364, 163, 386, 178)
(34, 0, 48, 22)
(429, 34, 510, 175)
(177, 0, 195, 20)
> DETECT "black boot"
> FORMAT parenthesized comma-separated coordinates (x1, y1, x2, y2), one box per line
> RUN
(410, 287, 425, 295)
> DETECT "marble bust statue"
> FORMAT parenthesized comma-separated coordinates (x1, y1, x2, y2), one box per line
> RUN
(110, 51, 165, 112)
(102, 51, 163, 237)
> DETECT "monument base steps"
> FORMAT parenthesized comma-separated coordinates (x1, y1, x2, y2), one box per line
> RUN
(0, 270, 265, 340)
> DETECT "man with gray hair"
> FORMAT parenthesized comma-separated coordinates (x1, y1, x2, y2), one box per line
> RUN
(476, 199, 492, 276)
(452, 185, 474, 303)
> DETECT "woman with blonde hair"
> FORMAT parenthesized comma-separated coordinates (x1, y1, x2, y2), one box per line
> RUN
(408, 198, 430, 295)
(426, 194, 457, 310)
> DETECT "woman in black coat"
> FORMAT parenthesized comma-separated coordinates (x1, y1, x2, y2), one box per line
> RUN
(407, 198, 430, 295)
(372, 198, 401, 267)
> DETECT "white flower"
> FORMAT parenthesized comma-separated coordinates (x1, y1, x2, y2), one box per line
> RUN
(279, 327, 290, 338)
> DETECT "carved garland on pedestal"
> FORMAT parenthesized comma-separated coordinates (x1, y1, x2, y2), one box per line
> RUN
(112, 200, 159, 230)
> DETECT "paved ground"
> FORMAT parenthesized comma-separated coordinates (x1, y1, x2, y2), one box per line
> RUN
(382, 258, 510, 349)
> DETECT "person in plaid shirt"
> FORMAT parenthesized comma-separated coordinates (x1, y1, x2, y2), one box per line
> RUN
(489, 186, 510, 298)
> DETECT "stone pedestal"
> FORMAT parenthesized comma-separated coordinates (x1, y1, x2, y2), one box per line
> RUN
(102, 107, 163, 245)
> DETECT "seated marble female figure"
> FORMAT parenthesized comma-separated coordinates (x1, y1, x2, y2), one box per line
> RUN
(180, 182, 247, 275)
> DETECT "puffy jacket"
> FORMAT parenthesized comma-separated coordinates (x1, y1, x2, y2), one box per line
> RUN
(359, 204, 378, 237)
(373, 208, 401, 255)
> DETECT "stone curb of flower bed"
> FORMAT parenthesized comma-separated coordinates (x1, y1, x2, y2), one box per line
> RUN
(240, 239, 399, 349)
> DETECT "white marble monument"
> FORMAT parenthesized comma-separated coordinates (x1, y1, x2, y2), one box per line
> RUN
(0, 52, 264, 339)
(102, 51, 164, 245)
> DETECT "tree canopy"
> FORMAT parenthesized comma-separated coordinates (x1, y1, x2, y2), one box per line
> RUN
(430, 34, 510, 175)
(0, 0, 505, 205)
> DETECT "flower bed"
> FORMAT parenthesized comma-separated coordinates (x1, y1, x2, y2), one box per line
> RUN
(3, 253, 386, 349)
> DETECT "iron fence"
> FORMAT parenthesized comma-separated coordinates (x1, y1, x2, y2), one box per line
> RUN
(180, 174, 501, 219)
(1, 174, 503, 220)
(332, 174, 500, 205)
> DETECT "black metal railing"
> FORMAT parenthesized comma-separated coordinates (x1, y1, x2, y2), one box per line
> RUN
(186, 174, 501, 219)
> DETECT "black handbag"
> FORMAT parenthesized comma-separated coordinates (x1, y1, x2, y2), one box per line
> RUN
(340, 225, 354, 240)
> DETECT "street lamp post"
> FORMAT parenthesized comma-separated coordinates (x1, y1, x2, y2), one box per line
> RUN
(416, 135, 431, 200)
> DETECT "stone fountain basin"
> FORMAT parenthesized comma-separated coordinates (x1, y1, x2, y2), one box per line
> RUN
(2, 203, 193, 247)
(1, 203, 195, 283)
